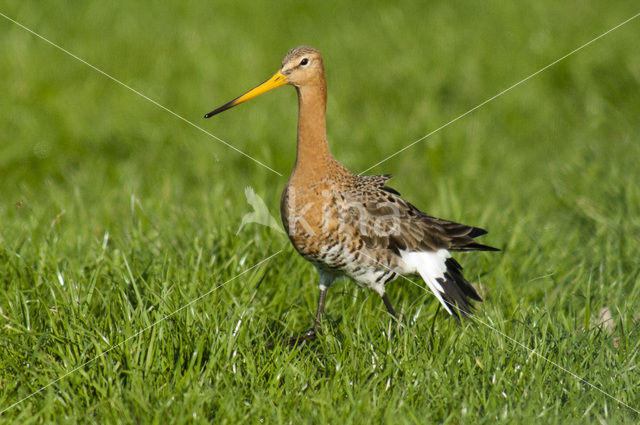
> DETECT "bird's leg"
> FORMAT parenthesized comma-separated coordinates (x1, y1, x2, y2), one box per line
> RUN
(312, 285, 328, 330)
(381, 292, 404, 339)
(381, 293, 398, 319)
(302, 284, 327, 339)
(286, 285, 328, 345)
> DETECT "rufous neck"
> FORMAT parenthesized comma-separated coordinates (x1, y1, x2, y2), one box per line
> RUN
(294, 82, 333, 174)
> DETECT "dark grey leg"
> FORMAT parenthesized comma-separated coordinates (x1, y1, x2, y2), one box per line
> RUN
(381, 293, 398, 318)
(313, 285, 328, 328)
(286, 285, 328, 345)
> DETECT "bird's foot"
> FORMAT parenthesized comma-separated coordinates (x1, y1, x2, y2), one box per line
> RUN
(266, 326, 321, 349)
(284, 326, 320, 346)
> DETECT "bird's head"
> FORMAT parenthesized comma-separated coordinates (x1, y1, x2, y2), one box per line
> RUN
(204, 46, 324, 118)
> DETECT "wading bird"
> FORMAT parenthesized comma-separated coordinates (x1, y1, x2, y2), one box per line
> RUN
(205, 46, 498, 342)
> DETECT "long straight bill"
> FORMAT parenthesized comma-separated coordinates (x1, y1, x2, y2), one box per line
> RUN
(204, 70, 288, 118)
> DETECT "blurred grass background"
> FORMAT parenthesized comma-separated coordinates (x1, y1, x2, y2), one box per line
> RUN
(1, 0, 639, 423)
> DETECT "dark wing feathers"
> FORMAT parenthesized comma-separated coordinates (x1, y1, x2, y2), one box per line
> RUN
(346, 175, 498, 253)
(468, 227, 488, 238)
(347, 175, 494, 321)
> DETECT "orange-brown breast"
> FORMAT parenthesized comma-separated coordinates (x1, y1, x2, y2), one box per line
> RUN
(280, 159, 356, 259)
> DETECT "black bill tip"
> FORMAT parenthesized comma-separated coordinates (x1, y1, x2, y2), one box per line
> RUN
(204, 99, 238, 118)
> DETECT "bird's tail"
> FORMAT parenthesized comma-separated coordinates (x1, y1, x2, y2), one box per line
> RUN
(401, 250, 482, 321)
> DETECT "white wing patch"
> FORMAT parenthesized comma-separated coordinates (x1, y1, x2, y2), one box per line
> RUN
(400, 249, 453, 315)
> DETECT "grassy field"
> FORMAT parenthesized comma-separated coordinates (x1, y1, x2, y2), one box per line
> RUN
(1, 0, 640, 423)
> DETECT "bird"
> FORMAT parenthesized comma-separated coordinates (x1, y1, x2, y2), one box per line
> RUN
(205, 46, 498, 342)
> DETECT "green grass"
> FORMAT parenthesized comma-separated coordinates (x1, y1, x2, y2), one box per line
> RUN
(1, 0, 640, 423)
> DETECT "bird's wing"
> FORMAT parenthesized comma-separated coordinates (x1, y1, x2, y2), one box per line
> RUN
(343, 175, 498, 253)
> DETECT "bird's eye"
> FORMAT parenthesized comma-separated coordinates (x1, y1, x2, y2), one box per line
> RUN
(300, 58, 309, 66)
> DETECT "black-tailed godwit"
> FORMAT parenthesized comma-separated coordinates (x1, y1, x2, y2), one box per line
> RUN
(205, 46, 498, 342)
